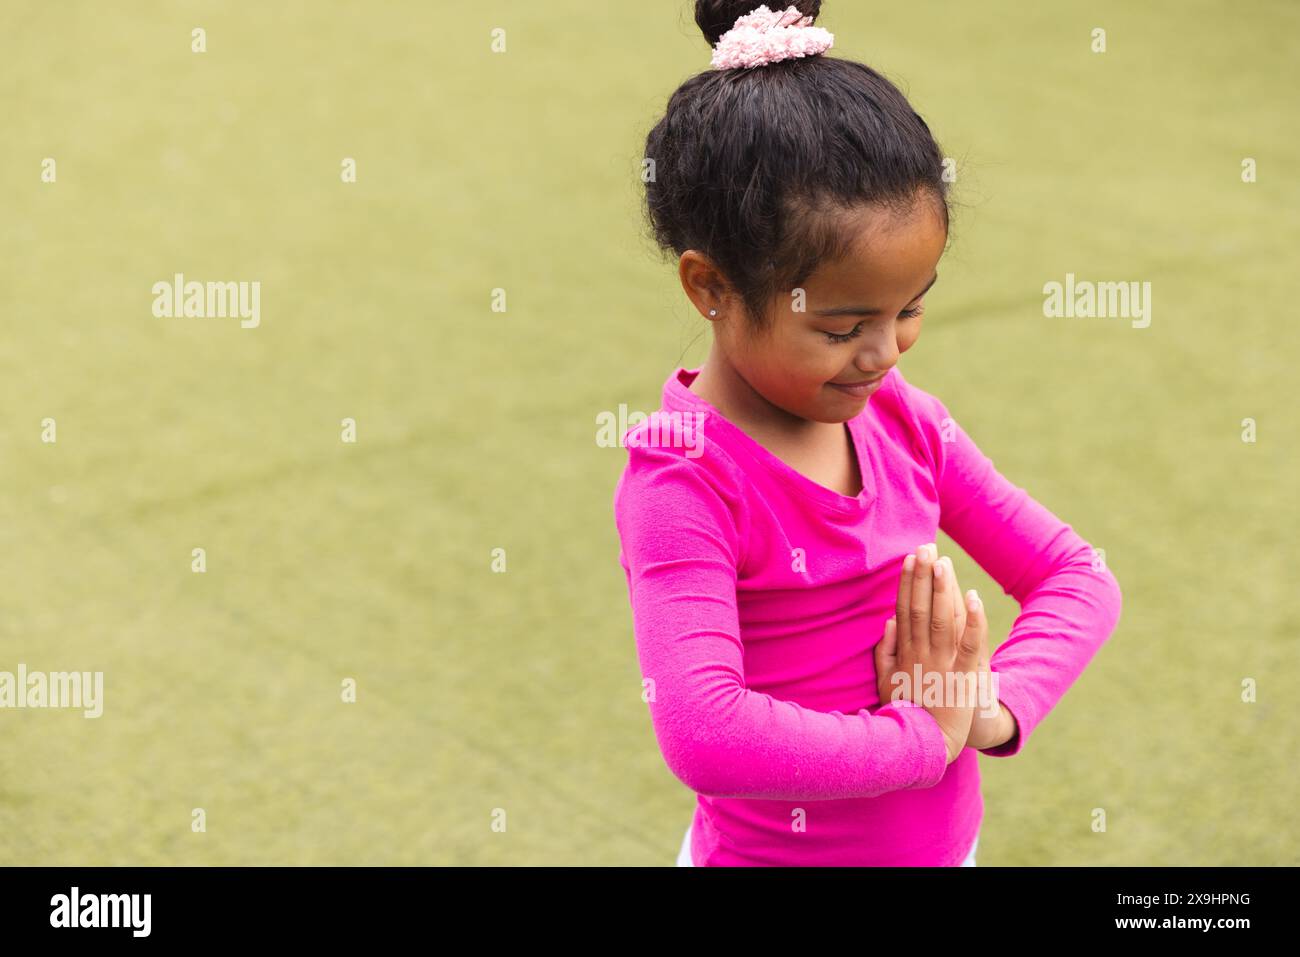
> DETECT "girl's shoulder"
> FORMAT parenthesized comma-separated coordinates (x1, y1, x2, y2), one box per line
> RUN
(615, 408, 751, 508)
(874, 364, 946, 421)
(870, 366, 957, 476)
(612, 409, 753, 571)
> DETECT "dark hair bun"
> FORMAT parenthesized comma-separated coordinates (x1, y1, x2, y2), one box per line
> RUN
(648, 0, 950, 337)
(694, 0, 822, 46)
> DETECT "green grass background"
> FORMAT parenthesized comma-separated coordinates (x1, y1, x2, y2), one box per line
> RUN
(1, 0, 1295, 865)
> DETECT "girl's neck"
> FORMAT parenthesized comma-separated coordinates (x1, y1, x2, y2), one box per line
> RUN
(689, 351, 820, 441)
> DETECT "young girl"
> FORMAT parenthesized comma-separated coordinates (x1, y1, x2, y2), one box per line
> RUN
(613, 1, 1123, 867)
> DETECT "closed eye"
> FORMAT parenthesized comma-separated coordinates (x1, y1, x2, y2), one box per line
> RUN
(823, 304, 925, 343)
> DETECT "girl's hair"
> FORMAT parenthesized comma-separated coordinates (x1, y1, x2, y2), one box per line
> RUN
(642, 0, 952, 336)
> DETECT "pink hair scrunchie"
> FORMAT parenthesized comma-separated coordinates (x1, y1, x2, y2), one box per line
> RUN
(710, 4, 835, 70)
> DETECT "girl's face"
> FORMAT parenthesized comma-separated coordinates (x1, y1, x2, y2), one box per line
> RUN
(686, 197, 948, 426)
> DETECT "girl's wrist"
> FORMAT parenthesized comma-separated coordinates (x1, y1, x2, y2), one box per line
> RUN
(997, 703, 1020, 748)
(981, 703, 1017, 750)
(969, 701, 1015, 751)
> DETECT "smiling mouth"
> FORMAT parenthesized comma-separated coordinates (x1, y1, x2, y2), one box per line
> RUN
(829, 373, 886, 387)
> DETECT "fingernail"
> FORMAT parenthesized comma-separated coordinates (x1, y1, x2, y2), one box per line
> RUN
(904, 554, 915, 571)
(933, 560, 944, 580)
(967, 589, 981, 611)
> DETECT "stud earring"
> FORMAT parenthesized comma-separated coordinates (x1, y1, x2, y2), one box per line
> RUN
(708, 309, 717, 316)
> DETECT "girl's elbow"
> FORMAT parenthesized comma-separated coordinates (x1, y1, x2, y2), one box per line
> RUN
(664, 746, 730, 798)
(660, 733, 747, 799)
(1100, 565, 1123, 629)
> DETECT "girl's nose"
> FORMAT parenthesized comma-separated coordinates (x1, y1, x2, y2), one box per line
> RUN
(857, 339, 898, 373)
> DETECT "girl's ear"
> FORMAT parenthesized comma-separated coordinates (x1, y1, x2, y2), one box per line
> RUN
(678, 250, 731, 320)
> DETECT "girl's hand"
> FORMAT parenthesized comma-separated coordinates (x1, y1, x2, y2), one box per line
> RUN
(879, 547, 1004, 750)
(874, 543, 984, 764)
(928, 554, 1003, 750)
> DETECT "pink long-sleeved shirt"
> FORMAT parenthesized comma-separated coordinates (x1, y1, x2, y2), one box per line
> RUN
(613, 365, 1122, 866)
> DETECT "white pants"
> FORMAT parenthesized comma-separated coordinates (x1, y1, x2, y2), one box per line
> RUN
(675, 824, 978, 866)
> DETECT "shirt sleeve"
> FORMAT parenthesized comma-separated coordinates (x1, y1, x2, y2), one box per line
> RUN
(614, 441, 952, 801)
(905, 378, 1124, 758)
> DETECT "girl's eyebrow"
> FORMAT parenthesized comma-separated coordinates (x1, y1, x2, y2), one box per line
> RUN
(811, 272, 939, 317)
